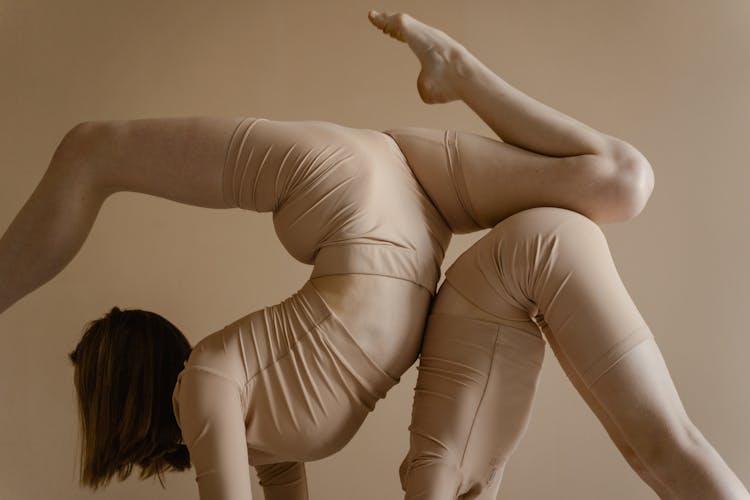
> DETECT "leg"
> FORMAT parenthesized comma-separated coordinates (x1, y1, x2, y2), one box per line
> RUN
(370, 12, 654, 226)
(541, 323, 677, 499)
(384, 127, 634, 231)
(399, 307, 545, 500)
(443, 207, 749, 499)
(0, 116, 246, 315)
(370, 10, 624, 156)
(404, 261, 647, 499)
(417, 279, 676, 498)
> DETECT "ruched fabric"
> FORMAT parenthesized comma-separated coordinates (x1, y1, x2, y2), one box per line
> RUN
(401, 207, 655, 499)
(173, 281, 399, 498)
(223, 117, 451, 295)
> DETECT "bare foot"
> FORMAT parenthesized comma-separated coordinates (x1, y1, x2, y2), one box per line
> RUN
(368, 10, 469, 104)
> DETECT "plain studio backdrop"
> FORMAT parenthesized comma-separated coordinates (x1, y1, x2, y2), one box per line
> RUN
(1, 1, 748, 499)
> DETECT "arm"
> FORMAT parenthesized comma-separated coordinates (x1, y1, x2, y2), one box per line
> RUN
(174, 368, 254, 500)
(255, 462, 309, 500)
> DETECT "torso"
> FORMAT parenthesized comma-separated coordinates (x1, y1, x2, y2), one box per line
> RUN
(310, 274, 432, 378)
(225, 117, 450, 378)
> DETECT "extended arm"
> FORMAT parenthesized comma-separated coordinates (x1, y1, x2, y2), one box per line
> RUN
(174, 368, 255, 500)
(174, 368, 312, 500)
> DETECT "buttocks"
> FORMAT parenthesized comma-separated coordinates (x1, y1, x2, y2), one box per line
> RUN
(272, 125, 425, 265)
(223, 117, 452, 294)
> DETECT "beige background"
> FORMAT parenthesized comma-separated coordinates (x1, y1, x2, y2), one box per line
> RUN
(1, 1, 748, 499)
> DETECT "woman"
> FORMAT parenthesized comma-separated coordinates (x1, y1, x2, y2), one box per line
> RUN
(366, 11, 750, 500)
(0, 10, 735, 500)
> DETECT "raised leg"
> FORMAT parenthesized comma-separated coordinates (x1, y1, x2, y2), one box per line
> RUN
(369, 11, 654, 226)
(423, 206, 749, 499)
(0, 116, 246, 315)
(368, 11, 611, 153)
(383, 127, 640, 231)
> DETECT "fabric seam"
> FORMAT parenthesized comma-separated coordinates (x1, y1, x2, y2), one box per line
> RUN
(457, 324, 501, 480)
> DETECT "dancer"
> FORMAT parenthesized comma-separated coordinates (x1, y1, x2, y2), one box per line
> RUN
(0, 10, 673, 500)
(367, 10, 750, 500)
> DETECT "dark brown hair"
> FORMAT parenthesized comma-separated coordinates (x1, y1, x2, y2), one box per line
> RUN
(68, 306, 192, 490)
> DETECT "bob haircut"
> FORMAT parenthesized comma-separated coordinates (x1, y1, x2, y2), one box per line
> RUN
(68, 306, 192, 489)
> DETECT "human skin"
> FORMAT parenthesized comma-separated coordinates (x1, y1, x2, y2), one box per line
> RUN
(369, 10, 749, 500)
(4, 8, 740, 500)
(0, 11, 647, 499)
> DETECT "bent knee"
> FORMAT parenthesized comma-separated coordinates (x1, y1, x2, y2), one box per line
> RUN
(49, 122, 99, 175)
(48, 121, 118, 199)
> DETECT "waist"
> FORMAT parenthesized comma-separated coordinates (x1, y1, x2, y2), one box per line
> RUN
(310, 242, 440, 295)
(309, 274, 432, 378)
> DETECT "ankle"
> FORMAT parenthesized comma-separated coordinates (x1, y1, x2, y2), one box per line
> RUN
(445, 44, 474, 79)
(448, 46, 490, 101)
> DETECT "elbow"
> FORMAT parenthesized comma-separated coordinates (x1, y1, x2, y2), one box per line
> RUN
(599, 140, 655, 223)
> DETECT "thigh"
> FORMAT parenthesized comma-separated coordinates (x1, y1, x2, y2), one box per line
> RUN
(81, 116, 246, 208)
(403, 313, 500, 499)
(588, 337, 694, 452)
(87, 116, 384, 211)
(402, 296, 545, 499)
(385, 127, 613, 232)
(536, 321, 662, 487)
(445, 206, 653, 388)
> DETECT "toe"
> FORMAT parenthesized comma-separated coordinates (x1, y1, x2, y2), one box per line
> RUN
(368, 10, 408, 40)
(368, 10, 387, 30)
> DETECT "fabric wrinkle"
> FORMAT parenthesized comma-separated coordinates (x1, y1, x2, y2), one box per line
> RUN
(178, 118, 452, 498)
(174, 281, 400, 469)
(403, 207, 657, 498)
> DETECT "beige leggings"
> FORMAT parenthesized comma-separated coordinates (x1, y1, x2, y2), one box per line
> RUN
(400, 206, 654, 499)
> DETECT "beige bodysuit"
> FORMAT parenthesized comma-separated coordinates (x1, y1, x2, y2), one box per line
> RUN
(171, 117, 451, 499)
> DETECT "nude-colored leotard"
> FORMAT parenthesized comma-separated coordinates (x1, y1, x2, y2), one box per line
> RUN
(172, 118, 451, 500)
